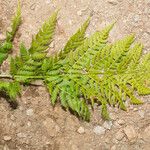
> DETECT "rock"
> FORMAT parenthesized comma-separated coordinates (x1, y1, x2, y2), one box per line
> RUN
(113, 121, 121, 128)
(138, 110, 145, 118)
(26, 109, 34, 116)
(17, 133, 27, 138)
(129, 105, 134, 110)
(133, 14, 140, 23)
(27, 121, 31, 127)
(77, 10, 82, 16)
(77, 126, 85, 134)
(142, 125, 150, 142)
(93, 126, 106, 135)
(117, 119, 125, 125)
(30, 3, 37, 10)
(123, 125, 137, 142)
(115, 130, 125, 141)
(10, 115, 15, 121)
(46, 0, 51, 4)
(31, 80, 43, 86)
(103, 121, 113, 130)
(3, 136, 11, 141)
(0, 34, 6, 41)
(49, 41, 55, 48)
(69, 20, 73, 25)
(146, 0, 150, 4)
(107, 0, 118, 5)
(109, 113, 117, 120)
(3, 144, 9, 150)
(111, 145, 117, 150)
(71, 144, 79, 150)
(43, 118, 60, 137)
(133, 108, 138, 111)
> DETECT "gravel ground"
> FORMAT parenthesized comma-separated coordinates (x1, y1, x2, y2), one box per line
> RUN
(0, 0, 150, 150)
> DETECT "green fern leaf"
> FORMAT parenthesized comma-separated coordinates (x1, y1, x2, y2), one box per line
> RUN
(6, 0, 21, 42)
(58, 17, 90, 59)
(0, 0, 21, 65)
(20, 43, 29, 61)
(1, 6, 150, 121)
(0, 81, 21, 105)
(29, 10, 58, 54)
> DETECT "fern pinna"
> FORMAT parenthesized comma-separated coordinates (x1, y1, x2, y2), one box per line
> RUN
(0, 1, 21, 108)
(0, 2, 150, 121)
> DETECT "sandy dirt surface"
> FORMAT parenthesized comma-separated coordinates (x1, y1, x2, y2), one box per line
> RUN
(0, 0, 150, 150)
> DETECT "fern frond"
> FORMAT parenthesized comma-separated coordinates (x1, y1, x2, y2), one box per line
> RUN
(45, 26, 150, 120)
(1, 6, 150, 121)
(12, 11, 58, 83)
(45, 23, 114, 120)
(0, 0, 21, 65)
(58, 17, 90, 59)
(20, 43, 30, 61)
(29, 10, 58, 54)
(0, 81, 21, 108)
(6, 0, 21, 42)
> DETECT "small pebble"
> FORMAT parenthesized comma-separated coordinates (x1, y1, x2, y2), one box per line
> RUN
(3, 144, 9, 150)
(26, 109, 34, 116)
(142, 125, 150, 142)
(77, 126, 85, 134)
(133, 108, 138, 111)
(115, 130, 125, 141)
(93, 126, 106, 135)
(49, 41, 55, 48)
(27, 122, 31, 127)
(107, 0, 118, 5)
(111, 145, 117, 150)
(10, 115, 15, 121)
(138, 110, 145, 118)
(30, 3, 37, 10)
(117, 119, 125, 125)
(3, 136, 11, 141)
(123, 125, 137, 142)
(46, 0, 51, 4)
(133, 14, 140, 23)
(103, 121, 113, 130)
(17, 133, 27, 138)
(77, 10, 82, 16)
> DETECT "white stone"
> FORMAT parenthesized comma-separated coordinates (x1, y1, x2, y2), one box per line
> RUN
(26, 109, 34, 116)
(77, 127, 85, 134)
(93, 126, 106, 135)
(123, 125, 137, 142)
(3, 136, 11, 141)
(103, 121, 113, 130)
